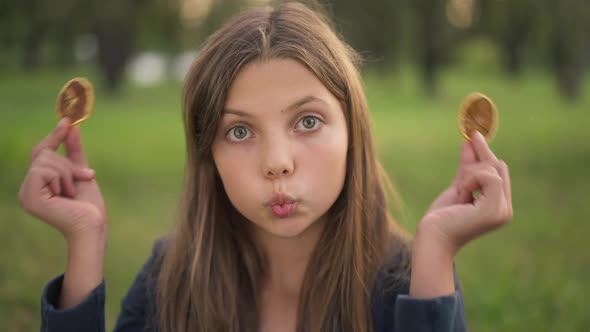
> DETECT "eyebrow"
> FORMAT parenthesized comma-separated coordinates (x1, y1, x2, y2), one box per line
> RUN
(223, 95, 328, 118)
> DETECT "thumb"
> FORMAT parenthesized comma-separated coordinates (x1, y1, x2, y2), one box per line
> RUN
(65, 125, 88, 167)
(453, 140, 477, 185)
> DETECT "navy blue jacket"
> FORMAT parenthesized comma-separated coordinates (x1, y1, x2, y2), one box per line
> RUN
(40, 240, 467, 331)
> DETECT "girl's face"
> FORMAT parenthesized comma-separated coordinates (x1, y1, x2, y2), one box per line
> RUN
(212, 58, 348, 239)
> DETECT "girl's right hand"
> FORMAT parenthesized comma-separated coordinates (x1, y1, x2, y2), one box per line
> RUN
(18, 117, 107, 241)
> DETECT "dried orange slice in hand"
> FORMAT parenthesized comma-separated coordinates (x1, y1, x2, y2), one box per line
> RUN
(458, 92, 498, 142)
(55, 77, 95, 126)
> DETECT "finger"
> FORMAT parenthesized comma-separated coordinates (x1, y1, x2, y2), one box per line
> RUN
(20, 167, 85, 227)
(28, 166, 61, 197)
(453, 140, 478, 185)
(458, 166, 498, 203)
(72, 166, 96, 180)
(496, 159, 513, 215)
(470, 131, 498, 162)
(34, 148, 94, 177)
(472, 160, 512, 213)
(50, 177, 62, 196)
(33, 150, 76, 197)
(65, 125, 88, 167)
(462, 169, 507, 223)
(33, 151, 94, 198)
(51, 162, 96, 198)
(44, 161, 76, 198)
(30, 118, 72, 164)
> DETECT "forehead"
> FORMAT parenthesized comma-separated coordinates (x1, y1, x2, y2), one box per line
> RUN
(224, 58, 340, 114)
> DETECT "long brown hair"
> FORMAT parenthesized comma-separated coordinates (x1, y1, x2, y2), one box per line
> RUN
(155, 2, 412, 331)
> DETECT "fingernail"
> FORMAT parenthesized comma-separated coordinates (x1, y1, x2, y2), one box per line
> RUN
(82, 168, 95, 177)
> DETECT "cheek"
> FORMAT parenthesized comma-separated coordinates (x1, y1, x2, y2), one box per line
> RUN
(213, 146, 259, 207)
(298, 127, 348, 204)
(214, 141, 253, 180)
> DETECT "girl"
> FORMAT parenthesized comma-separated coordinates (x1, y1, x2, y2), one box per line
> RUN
(19, 2, 512, 331)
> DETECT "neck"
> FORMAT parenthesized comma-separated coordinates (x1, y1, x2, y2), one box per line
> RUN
(254, 217, 326, 300)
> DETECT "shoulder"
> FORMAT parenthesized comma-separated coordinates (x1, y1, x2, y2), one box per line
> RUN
(123, 235, 169, 293)
(139, 235, 170, 288)
(375, 236, 413, 297)
(114, 236, 170, 330)
(372, 252, 467, 332)
(121, 236, 171, 305)
(371, 239, 412, 327)
(373, 248, 464, 305)
(129, 236, 169, 283)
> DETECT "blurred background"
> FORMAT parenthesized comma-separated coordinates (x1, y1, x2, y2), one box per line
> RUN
(1, 0, 589, 331)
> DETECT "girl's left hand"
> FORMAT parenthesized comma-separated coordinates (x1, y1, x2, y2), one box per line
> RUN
(417, 131, 513, 257)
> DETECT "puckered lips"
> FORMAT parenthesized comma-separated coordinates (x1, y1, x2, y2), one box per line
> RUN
(266, 192, 298, 219)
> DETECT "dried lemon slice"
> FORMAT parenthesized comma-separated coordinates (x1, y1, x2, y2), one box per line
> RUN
(55, 77, 94, 126)
(458, 92, 498, 142)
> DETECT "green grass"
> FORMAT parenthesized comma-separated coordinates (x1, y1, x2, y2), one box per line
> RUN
(1, 65, 589, 331)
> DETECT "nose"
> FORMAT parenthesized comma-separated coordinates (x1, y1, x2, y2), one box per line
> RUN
(261, 138, 294, 179)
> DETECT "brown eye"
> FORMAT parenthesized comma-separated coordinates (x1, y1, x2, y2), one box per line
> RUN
(297, 116, 320, 131)
(227, 126, 251, 141)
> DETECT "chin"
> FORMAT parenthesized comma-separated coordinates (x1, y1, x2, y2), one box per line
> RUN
(262, 214, 321, 239)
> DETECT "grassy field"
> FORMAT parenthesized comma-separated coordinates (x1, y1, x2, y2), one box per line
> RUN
(1, 65, 589, 331)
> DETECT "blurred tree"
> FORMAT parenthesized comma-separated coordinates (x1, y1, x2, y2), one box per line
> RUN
(49, 0, 94, 67)
(411, 0, 454, 97)
(95, 0, 186, 94)
(2, 0, 183, 93)
(2, 0, 588, 100)
(136, 0, 182, 52)
(197, 0, 245, 41)
(0, 0, 19, 67)
(1, 0, 88, 69)
(94, 0, 145, 94)
(542, 0, 589, 101)
(329, 0, 405, 72)
(480, 0, 535, 76)
(16, 0, 50, 69)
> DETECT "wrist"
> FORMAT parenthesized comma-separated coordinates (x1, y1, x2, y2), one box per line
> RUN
(59, 228, 107, 309)
(409, 227, 456, 299)
(414, 220, 460, 258)
(65, 226, 107, 274)
(65, 222, 108, 249)
(411, 236, 455, 271)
